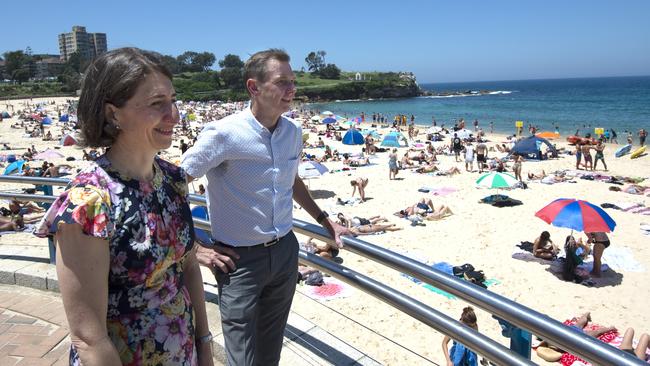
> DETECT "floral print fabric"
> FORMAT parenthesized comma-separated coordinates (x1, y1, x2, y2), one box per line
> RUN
(35, 155, 197, 365)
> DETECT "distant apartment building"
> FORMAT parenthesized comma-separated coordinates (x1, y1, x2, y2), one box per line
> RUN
(58, 26, 107, 61)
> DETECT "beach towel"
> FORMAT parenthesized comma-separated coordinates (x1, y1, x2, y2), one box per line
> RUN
(300, 277, 354, 301)
(600, 247, 645, 272)
(420, 186, 458, 196)
(559, 318, 650, 365)
(401, 261, 499, 299)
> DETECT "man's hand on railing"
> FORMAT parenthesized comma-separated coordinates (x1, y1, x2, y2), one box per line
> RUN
(195, 243, 240, 274)
(322, 217, 354, 249)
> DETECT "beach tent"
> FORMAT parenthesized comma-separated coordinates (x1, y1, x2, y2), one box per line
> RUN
(59, 133, 78, 146)
(511, 135, 556, 160)
(59, 114, 69, 122)
(1, 111, 10, 118)
(34, 149, 65, 160)
(342, 129, 364, 145)
(3, 160, 25, 175)
(42, 116, 53, 125)
(381, 131, 408, 147)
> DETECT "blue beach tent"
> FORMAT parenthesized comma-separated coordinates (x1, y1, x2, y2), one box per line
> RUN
(1, 111, 10, 118)
(59, 114, 69, 122)
(4, 160, 25, 175)
(342, 129, 364, 145)
(511, 136, 556, 159)
(42, 116, 53, 125)
(380, 131, 407, 147)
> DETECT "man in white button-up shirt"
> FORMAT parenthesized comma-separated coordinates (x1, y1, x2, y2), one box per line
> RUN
(182, 49, 350, 366)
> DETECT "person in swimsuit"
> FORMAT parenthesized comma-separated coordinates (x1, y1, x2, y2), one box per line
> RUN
(464, 142, 475, 172)
(388, 148, 399, 180)
(533, 231, 560, 259)
(581, 143, 593, 170)
(575, 143, 583, 170)
(350, 177, 369, 202)
(586, 232, 610, 277)
(593, 138, 607, 171)
(620, 328, 650, 361)
(475, 142, 488, 173)
(512, 154, 524, 182)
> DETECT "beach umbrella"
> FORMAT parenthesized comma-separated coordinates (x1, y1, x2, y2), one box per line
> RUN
(298, 161, 329, 179)
(1, 111, 10, 118)
(535, 198, 616, 233)
(475, 172, 518, 189)
(536, 131, 560, 139)
(59, 114, 69, 122)
(42, 116, 53, 125)
(342, 129, 364, 145)
(321, 117, 337, 124)
(3, 160, 25, 175)
(33, 149, 65, 160)
(320, 110, 334, 116)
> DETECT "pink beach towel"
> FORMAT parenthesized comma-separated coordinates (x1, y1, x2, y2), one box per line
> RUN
(301, 277, 354, 301)
(430, 187, 458, 196)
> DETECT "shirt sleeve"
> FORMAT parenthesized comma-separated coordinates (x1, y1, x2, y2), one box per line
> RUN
(34, 183, 114, 240)
(181, 126, 227, 179)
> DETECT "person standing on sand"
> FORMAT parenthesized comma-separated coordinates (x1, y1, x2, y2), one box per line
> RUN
(181, 49, 351, 365)
(593, 139, 608, 171)
(388, 148, 399, 180)
(586, 232, 610, 277)
(640, 128, 647, 146)
(575, 143, 583, 170)
(452, 133, 462, 162)
(351, 177, 369, 202)
(610, 128, 618, 144)
(581, 143, 593, 170)
(475, 141, 488, 173)
(464, 142, 475, 172)
(513, 154, 524, 182)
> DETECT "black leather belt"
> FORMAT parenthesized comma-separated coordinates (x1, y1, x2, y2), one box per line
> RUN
(217, 233, 287, 249)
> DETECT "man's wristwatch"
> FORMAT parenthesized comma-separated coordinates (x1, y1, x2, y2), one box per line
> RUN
(197, 331, 213, 345)
(316, 211, 329, 224)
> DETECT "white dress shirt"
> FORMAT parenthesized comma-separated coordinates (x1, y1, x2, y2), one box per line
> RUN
(181, 107, 302, 246)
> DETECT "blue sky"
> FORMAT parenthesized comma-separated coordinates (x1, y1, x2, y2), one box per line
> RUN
(2, 0, 649, 83)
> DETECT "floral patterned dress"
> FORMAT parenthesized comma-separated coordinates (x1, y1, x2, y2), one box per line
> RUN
(35, 155, 197, 366)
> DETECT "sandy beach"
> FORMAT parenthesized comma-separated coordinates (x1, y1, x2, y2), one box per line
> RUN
(1, 97, 649, 365)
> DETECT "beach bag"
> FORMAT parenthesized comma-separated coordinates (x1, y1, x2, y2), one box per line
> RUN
(464, 270, 487, 288)
(452, 263, 475, 277)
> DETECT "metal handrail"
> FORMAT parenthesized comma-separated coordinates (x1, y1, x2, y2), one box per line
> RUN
(0, 176, 645, 365)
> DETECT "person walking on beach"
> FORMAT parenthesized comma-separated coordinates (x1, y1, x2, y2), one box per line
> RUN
(452, 133, 462, 162)
(388, 148, 399, 180)
(639, 128, 647, 146)
(575, 143, 583, 170)
(464, 142, 475, 172)
(476, 141, 488, 173)
(513, 154, 524, 182)
(181, 49, 351, 365)
(593, 139, 608, 171)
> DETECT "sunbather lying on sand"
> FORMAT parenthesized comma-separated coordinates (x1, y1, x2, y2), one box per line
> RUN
(0, 215, 24, 232)
(395, 198, 454, 220)
(336, 213, 389, 228)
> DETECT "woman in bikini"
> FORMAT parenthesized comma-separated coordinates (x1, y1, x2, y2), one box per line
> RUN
(512, 154, 524, 182)
(532, 231, 559, 259)
(586, 232, 610, 277)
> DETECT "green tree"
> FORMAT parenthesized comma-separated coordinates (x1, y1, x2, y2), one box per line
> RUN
(319, 64, 341, 80)
(305, 50, 326, 75)
(218, 54, 244, 89)
(218, 54, 244, 69)
(193, 52, 216, 72)
(161, 55, 182, 74)
(3, 50, 32, 83)
(177, 51, 201, 72)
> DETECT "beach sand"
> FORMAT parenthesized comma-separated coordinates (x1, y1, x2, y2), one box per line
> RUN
(1, 97, 649, 365)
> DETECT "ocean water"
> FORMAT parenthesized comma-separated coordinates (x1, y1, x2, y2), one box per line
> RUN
(309, 76, 650, 137)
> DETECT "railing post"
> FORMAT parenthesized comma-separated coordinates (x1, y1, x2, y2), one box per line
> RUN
(48, 236, 56, 265)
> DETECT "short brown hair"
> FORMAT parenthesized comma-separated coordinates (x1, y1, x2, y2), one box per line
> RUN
(460, 306, 477, 327)
(243, 48, 290, 85)
(77, 47, 172, 147)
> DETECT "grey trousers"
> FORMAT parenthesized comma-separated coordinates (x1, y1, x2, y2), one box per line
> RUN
(215, 232, 299, 366)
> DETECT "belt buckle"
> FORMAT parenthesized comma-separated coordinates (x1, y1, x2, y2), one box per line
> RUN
(264, 237, 280, 247)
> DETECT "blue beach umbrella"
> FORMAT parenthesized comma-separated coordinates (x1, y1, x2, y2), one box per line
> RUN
(42, 116, 53, 125)
(342, 129, 364, 145)
(321, 117, 337, 124)
(59, 114, 69, 122)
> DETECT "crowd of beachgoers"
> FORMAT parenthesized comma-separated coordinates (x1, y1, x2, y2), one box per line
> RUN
(1, 96, 649, 364)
